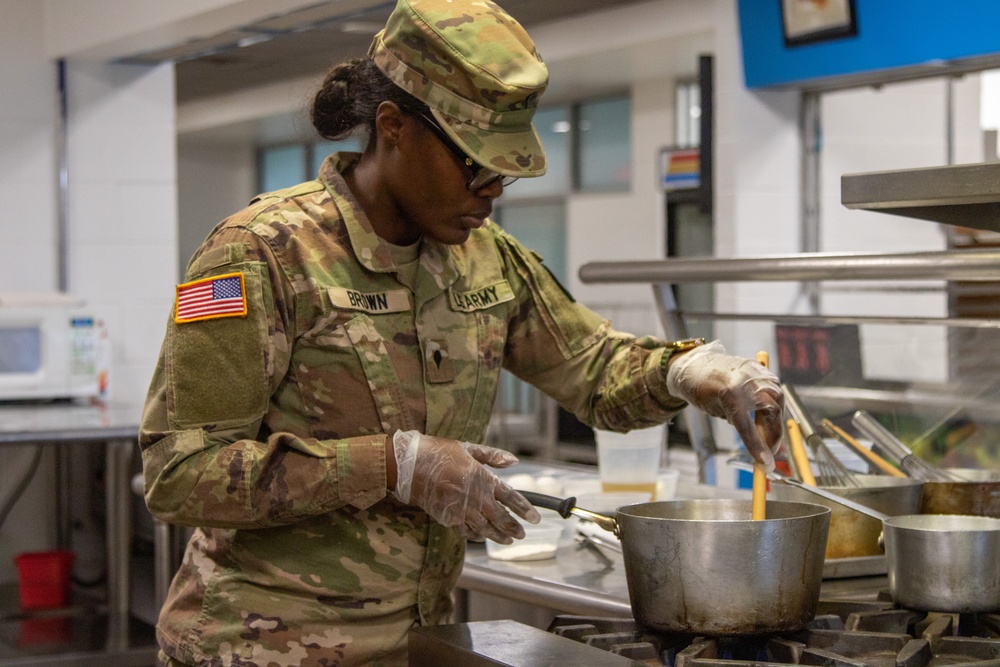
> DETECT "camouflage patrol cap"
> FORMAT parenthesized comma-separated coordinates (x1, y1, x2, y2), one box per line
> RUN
(370, 0, 548, 178)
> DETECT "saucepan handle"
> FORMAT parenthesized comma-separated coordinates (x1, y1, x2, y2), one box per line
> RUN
(776, 477, 891, 523)
(516, 490, 621, 536)
(518, 490, 576, 518)
(728, 456, 891, 523)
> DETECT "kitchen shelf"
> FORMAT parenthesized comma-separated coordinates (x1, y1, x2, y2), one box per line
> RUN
(579, 248, 1000, 474)
(841, 162, 1000, 232)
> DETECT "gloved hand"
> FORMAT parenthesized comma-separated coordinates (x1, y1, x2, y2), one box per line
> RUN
(392, 430, 541, 544)
(666, 340, 784, 471)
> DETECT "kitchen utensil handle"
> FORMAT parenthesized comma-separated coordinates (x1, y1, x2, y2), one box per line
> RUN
(821, 418, 906, 478)
(517, 490, 621, 536)
(752, 351, 769, 521)
(775, 476, 891, 523)
(517, 490, 576, 518)
(787, 418, 817, 486)
(851, 410, 913, 460)
(781, 383, 819, 440)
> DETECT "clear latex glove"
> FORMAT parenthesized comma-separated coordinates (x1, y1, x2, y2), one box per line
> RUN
(392, 430, 541, 544)
(666, 340, 784, 471)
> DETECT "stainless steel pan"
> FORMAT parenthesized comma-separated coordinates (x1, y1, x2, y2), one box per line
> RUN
(771, 474, 923, 558)
(774, 476, 1000, 613)
(920, 468, 1000, 517)
(850, 412, 1000, 518)
(520, 491, 830, 635)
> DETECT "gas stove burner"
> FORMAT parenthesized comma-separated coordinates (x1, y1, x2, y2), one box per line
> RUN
(546, 600, 1000, 667)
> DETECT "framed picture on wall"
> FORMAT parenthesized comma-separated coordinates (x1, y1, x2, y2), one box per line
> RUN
(780, 0, 857, 47)
(659, 147, 701, 192)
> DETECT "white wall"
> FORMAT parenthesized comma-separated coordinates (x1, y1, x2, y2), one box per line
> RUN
(65, 61, 178, 402)
(0, 0, 60, 292)
(177, 137, 256, 277)
(712, 0, 802, 349)
(820, 79, 952, 385)
(565, 77, 673, 334)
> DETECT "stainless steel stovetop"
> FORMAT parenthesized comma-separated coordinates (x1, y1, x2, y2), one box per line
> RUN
(409, 598, 1000, 667)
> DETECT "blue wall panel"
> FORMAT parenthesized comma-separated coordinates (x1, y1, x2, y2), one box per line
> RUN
(740, 0, 1000, 89)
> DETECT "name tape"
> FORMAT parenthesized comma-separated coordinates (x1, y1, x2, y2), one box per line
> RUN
(449, 281, 514, 312)
(329, 287, 410, 314)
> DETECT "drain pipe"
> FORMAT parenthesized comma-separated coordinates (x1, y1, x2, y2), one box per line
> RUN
(57, 58, 68, 292)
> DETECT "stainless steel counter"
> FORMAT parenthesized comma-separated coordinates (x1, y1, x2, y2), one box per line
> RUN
(0, 400, 156, 666)
(0, 400, 143, 446)
(461, 540, 633, 618)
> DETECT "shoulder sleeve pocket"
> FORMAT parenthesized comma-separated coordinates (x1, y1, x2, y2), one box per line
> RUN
(166, 263, 271, 429)
(496, 230, 606, 358)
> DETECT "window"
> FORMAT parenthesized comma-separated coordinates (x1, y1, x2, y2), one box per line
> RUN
(508, 106, 571, 198)
(311, 138, 363, 176)
(675, 80, 701, 149)
(496, 202, 567, 283)
(259, 145, 306, 193)
(259, 138, 364, 193)
(577, 96, 632, 192)
(258, 96, 632, 197)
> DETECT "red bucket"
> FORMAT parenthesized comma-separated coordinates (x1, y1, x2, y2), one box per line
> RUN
(14, 550, 75, 610)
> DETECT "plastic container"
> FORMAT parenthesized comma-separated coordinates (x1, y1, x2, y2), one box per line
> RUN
(504, 472, 563, 497)
(594, 425, 665, 498)
(562, 473, 602, 498)
(656, 469, 681, 501)
(14, 550, 74, 610)
(486, 519, 563, 562)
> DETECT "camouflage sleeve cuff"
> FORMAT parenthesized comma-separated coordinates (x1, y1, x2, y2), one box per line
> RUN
(336, 435, 389, 510)
(648, 348, 689, 411)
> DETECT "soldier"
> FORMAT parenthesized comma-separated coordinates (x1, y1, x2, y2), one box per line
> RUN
(140, 0, 783, 665)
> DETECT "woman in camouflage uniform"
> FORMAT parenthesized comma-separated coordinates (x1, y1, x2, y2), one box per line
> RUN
(140, 1, 784, 665)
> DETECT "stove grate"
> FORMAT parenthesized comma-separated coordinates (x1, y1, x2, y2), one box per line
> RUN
(548, 600, 1000, 667)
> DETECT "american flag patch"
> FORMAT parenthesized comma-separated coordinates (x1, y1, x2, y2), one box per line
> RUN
(174, 272, 248, 324)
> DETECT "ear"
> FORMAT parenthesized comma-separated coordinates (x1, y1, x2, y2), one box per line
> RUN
(374, 101, 406, 147)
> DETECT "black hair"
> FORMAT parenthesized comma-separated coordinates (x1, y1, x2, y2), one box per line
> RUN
(310, 58, 428, 147)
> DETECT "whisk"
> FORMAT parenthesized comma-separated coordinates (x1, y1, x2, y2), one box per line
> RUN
(782, 384, 859, 487)
(820, 418, 907, 478)
(851, 410, 959, 482)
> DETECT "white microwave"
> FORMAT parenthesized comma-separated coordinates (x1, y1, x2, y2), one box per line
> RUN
(0, 293, 106, 401)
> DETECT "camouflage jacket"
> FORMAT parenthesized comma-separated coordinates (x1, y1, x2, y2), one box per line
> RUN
(139, 153, 686, 666)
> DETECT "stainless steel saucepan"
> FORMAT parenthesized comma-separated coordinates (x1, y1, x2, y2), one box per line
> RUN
(773, 476, 1000, 613)
(519, 491, 830, 636)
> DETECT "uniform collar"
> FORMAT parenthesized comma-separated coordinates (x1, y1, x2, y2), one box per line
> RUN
(320, 152, 462, 291)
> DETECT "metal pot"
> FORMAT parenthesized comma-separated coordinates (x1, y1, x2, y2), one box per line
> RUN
(519, 492, 830, 635)
(920, 469, 1000, 517)
(771, 475, 923, 559)
(776, 477, 1000, 613)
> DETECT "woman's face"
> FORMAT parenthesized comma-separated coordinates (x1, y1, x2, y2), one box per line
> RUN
(382, 109, 505, 246)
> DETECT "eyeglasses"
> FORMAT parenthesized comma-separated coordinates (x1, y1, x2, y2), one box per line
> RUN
(415, 112, 518, 192)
